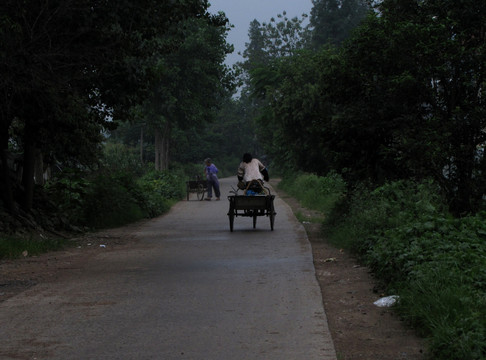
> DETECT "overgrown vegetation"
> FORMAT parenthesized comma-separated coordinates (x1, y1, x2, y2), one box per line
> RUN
(0, 235, 66, 260)
(281, 172, 486, 359)
(45, 145, 190, 230)
(0, 142, 193, 259)
(244, 0, 486, 216)
(0, 0, 234, 216)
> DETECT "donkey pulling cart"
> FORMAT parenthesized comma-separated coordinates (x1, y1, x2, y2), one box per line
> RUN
(227, 180, 276, 232)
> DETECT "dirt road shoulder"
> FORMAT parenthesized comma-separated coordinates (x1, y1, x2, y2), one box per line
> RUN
(272, 185, 426, 360)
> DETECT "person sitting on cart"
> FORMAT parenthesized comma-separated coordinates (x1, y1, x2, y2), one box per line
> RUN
(237, 153, 269, 194)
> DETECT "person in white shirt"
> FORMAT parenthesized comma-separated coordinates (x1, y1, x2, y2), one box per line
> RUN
(237, 153, 269, 192)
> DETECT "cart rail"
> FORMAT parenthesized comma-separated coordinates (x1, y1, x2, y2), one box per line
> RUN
(186, 178, 208, 201)
(227, 194, 276, 231)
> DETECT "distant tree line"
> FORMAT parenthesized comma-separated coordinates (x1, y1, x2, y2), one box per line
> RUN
(240, 0, 486, 215)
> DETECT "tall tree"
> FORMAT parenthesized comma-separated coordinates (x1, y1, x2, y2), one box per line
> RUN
(0, 0, 215, 213)
(238, 12, 311, 161)
(140, 13, 234, 170)
(239, 19, 270, 81)
(343, 0, 486, 214)
(309, 0, 369, 47)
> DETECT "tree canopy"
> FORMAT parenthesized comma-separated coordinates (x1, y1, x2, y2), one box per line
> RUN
(241, 0, 486, 215)
(0, 0, 231, 213)
(309, 0, 369, 47)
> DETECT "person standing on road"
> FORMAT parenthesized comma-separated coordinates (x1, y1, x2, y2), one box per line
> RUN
(204, 158, 220, 201)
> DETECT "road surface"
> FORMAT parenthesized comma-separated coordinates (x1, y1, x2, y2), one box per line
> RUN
(0, 177, 336, 359)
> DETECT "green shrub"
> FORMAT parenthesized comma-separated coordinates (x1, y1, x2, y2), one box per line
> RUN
(279, 171, 346, 216)
(81, 170, 146, 228)
(397, 253, 486, 359)
(280, 174, 486, 359)
(45, 168, 90, 222)
(102, 142, 145, 175)
(325, 179, 486, 359)
(137, 168, 185, 217)
(0, 235, 66, 260)
(45, 163, 187, 229)
(325, 179, 446, 254)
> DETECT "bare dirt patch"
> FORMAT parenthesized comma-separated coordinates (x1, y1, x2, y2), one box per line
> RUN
(0, 222, 146, 302)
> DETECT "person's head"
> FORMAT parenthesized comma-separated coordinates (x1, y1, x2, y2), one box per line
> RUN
(204, 158, 212, 165)
(243, 153, 252, 163)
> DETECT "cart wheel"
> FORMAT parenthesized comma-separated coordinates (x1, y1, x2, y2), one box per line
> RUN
(269, 203, 276, 231)
(229, 212, 234, 232)
(197, 183, 205, 201)
(253, 213, 257, 229)
(228, 199, 235, 232)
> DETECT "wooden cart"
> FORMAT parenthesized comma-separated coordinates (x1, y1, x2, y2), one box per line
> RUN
(186, 177, 208, 201)
(227, 181, 276, 231)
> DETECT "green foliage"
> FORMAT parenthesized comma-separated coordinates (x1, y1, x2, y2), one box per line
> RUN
(259, 12, 311, 59)
(137, 168, 185, 217)
(279, 172, 346, 215)
(79, 171, 144, 229)
(369, 213, 486, 359)
(102, 141, 145, 175)
(138, 13, 235, 170)
(325, 179, 486, 359)
(398, 263, 486, 359)
(240, 13, 310, 73)
(326, 180, 446, 252)
(44, 168, 91, 222)
(309, 0, 369, 47)
(242, 0, 486, 215)
(251, 48, 343, 174)
(1, 0, 226, 213)
(45, 148, 186, 229)
(0, 235, 66, 260)
(168, 97, 258, 169)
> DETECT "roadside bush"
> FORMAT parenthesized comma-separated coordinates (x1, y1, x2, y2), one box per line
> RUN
(325, 179, 446, 253)
(279, 171, 346, 215)
(137, 168, 185, 217)
(102, 142, 145, 176)
(81, 170, 146, 228)
(282, 174, 486, 359)
(0, 235, 66, 260)
(398, 263, 486, 359)
(45, 165, 186, 229)
(44, 168, 90, 223)
(324, 179, 486, 359)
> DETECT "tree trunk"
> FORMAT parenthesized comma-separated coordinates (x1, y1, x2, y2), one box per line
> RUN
(140, 126, 144, 165)
(21, 119, 38, 211)
(21, 140, 36, 210)
(0, 146, 15, 214)
(34, 148, 45, 186)
(154, 122, 171, 171)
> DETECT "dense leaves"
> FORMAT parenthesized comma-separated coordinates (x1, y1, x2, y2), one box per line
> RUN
(138, 13, 234, 170)
(309, 0, 369, 47)
(245, 0, 486, 214)
(0, 0, 229, 213)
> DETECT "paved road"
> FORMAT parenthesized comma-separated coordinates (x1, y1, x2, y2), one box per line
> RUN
(0, 178, 336, 360)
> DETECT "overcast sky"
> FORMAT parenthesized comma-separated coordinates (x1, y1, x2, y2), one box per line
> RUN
(208, 0, 313, 67)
